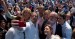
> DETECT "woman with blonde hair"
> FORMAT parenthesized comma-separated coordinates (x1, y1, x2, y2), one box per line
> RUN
(21, 7, 31, 21)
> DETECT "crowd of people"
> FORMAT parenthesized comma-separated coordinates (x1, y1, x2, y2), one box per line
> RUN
(0, 0, 75, 39)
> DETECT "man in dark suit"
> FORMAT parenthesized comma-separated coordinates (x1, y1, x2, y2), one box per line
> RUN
(55, 24, 62, 37)
(0, 5, 7, 22)
(0, 20, 7, 39)
(0, 5, 11, 30)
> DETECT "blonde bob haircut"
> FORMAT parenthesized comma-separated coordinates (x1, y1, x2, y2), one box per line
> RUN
(37, 5, 44, 10)
(44, 10, 51, 14)
(22, 7, 31, 14)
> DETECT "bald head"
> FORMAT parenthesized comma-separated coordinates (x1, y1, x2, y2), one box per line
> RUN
(48, 12, 58, 25)
(49, 12, 58, 17)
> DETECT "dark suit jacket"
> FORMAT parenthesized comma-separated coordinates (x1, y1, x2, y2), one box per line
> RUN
(0, 27, 6, 39)
(0, 14, 7, 22)
(39, 19, 48, 39)
(55, 24, 62, 37)
(70, 16, 75, 30)
(0, 14, 11, 30)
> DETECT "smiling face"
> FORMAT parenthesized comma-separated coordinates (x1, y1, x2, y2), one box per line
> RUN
(44, 24, 52, 35)
(43, 10, 51, 20)
(37, 5, 44, 17)
(23, 11, 31, 21)
(48, 12, 57, 25)
(57, 16, 64, 24)
(0, 20, 6, 28)
(44, 26, 50, 35)
(22, 8, 31, 21)
(57, 13, 66, 25)
(31, 12, 38, 23)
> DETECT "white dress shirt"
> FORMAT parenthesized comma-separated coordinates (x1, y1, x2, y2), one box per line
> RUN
(5, 27, 24, 39)
(62, 21, 72, 39)
(24, 20, 39, 39)
(2, 14, 7, 20)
